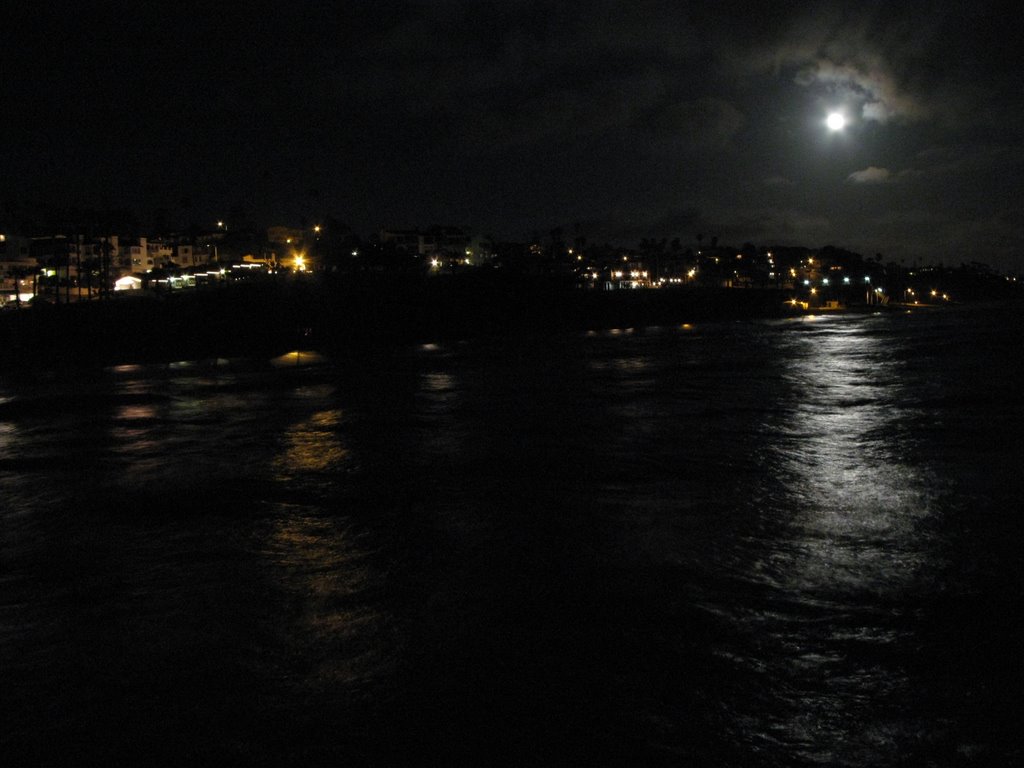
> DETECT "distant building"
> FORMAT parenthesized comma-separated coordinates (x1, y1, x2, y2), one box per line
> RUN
(169, 242, 209, 268)
(379, 226, 494, 264)
(0, 233, 33, 266)
(378, 228, 429, 254)
(267, 226, 305, 246)
(118, 237, 205, 272)
(124, 237, 154, 271)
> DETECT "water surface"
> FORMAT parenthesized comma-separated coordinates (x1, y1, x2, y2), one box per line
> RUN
(2, 307, 1022, 765)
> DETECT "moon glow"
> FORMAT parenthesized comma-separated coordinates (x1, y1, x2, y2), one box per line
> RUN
(826, 112, 846, 131)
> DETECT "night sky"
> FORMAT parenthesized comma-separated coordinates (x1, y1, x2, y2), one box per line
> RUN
(4, 2, 1023, 269)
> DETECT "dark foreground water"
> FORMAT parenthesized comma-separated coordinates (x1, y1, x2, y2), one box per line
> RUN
(3, 305, 1023, 765)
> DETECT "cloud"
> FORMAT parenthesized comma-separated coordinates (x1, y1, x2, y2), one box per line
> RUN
(847, 166, 892, 183)
(862, 101, 896, 123)
(794, 59, 928, 124)
(715, 4, 952, 124)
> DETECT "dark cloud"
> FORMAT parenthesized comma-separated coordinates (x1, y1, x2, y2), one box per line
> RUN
(714, 207, 833, 245)
(644, 98, 746, 150)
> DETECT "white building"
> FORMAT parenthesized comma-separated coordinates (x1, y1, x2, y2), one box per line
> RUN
(123, 237, 154, 271)
(379, 226, 493, 262)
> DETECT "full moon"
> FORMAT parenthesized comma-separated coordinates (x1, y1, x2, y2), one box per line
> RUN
(826, 112, 846, 131)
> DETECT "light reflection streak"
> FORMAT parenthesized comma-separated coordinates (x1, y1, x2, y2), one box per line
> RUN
(110, 401, 164, 470)
(105, 374, 280, 484)
(270, 350, 326, 368)
(722, 318, 943, 761)
(415, 370, 466, 461)
(420, 371, 455, 394)
(116, 403, 159, 421)
(0, 420, 15, 461)
(273, 409, 348, 478)
(262, 511, 395, 688)
(770, 321, 934, 594)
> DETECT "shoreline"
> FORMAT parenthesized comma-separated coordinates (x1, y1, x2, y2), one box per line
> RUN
(0, 274, 1002, 370)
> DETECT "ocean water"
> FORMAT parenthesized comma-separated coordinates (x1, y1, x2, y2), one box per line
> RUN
(2, 306, 1022, 765)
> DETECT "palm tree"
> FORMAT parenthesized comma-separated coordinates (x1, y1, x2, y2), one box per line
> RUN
(99, 237, 115, 299)
(79, 256, 101, 299)
(8, 265, 34, 309)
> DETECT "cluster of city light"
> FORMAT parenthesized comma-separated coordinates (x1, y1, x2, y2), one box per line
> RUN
(113, 267, 229, 292)
(907, 288, 951, 302)
(801, 275, 873, 286)
(151, 274, 198, 289)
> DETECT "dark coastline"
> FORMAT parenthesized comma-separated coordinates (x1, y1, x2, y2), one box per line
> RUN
(0, 275, 797, 368)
